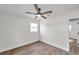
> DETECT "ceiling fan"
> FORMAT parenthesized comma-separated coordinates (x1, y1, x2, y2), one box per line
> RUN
(26, 4, 52, 19)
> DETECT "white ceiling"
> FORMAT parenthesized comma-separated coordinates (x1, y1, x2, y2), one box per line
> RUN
(0, 4, 79, 19)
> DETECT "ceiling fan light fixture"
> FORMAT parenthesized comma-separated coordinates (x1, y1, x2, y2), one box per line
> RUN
(37, 14, 41, 17)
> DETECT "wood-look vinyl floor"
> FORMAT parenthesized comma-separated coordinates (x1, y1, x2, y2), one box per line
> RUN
(0, 41, 68, 55)
(69, 39, 79, 55)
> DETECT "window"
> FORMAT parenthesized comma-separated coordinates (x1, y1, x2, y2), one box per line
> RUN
(30, 23, 38, 32)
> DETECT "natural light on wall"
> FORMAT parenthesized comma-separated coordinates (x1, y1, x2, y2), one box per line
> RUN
(30, 23, 38, 32)
(69, 25, 72, 32)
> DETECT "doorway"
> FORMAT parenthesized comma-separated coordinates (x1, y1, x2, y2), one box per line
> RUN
(69, 18, 79, 54)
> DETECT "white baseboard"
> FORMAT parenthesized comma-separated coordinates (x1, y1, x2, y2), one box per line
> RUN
(40, 40, 69, 52)
(0, 39, 69, 53)
(0, 40, 39, 53)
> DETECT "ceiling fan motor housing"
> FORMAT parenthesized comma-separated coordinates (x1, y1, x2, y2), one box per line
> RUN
(38, 8, 41, 11)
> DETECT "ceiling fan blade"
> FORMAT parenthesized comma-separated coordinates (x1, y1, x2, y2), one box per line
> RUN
(41, 15, 47, 19)
(42, 10, 52, 15)
(26, 12, 37, 15)
(34, 4, 40, 14)
(34, 4, 38, 10)
(34, 16, 38, 19)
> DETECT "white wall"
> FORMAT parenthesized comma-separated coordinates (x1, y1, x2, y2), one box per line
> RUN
(0, 11, 39, 52)
(40, 9, 79, 51)
(69, 21, 79, 39)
